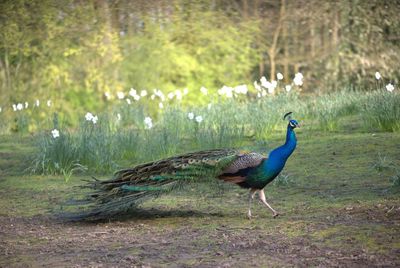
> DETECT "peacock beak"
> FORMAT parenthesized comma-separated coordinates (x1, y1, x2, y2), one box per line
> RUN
(296, 123, 301, 128)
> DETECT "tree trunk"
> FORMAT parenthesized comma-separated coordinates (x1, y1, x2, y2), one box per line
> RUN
(269, 53, 276, 81)
(283, 0, 289, 83)
(268, 0, 285, 80)
(310, 21, 316, 58)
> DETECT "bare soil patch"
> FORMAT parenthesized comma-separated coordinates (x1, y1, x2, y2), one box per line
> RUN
(1, 205, 399, 267)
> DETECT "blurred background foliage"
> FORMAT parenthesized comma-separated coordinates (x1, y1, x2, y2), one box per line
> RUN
(0, 0, 399, 122)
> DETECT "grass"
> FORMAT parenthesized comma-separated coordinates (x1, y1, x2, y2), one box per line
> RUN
(361, 90, 400, 132)
(0, 135, 34, 177)
(21, 89, 400, 176)
(1, 121, 400, 266)
(1, 125, 400, 218)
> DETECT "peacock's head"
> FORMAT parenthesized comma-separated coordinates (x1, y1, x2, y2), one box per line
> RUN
(283, 112, 300, 129)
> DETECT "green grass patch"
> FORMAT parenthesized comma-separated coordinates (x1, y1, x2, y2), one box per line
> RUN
(0, 117, 399, 265)
(312, 224, 400, 254)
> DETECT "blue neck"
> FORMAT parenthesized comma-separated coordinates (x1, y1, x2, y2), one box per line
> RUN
(256, 125, 297, 186)
(269, 126, 297, 162)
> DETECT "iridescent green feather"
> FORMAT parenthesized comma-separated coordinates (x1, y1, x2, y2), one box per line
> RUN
(61, 149, 239, 221)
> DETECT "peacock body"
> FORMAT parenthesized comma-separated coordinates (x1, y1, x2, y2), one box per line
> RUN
(64, 112, 299, 221)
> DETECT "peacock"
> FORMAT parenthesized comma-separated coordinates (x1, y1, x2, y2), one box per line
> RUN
(63, 112, 300, 221)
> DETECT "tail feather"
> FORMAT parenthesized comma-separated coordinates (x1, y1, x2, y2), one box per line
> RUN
(58, 149, 240, 221)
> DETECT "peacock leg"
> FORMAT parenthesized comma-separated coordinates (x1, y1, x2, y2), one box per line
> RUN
(259, 189, 279, 218)
(247, 188, 258, 219)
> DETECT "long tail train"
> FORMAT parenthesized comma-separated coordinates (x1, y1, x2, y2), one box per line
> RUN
(58, 149, 239, 221)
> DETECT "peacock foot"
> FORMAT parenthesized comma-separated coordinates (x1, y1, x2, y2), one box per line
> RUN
(272, 212, 280, 218)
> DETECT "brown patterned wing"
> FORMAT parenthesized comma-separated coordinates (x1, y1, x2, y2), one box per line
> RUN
(221, 152, 266, 174)
(217, 152, 266, 185)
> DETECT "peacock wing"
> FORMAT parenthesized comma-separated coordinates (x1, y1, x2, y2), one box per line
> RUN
(218, 152, 267, 184)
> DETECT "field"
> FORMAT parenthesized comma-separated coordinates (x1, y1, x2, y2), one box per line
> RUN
(1, 118, 400, 267)
(2, 1, 400, 266)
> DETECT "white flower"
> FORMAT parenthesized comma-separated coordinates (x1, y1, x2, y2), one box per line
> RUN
(154, 89, 164, 97)
(92, 115, 98, 124)
(295, 72, 303, 79)
(24, 102, 28, 109)
(47, 100, 52, 107)
(218, 85, 234, 98)
(254, 81, 262, 91)
(266, 81, 277, 94)
(207, 103, 212, 110)
(133, 95, 140, 101)
(175, 90, 182, 100)
(285, 85, 292, 92)
(293, 79, 303, 86)
(129, 88, 137, 97)
(150, 94, 155, 100)
(375, 72, 381, 80)
(277, 72, 284, 80)
(200, 86, 208, 95)
(183, 88, 189, 95)
(386, 83, 394, 92)
(0, 107, 2, 113)
(293, 72, 303, 86)
(167, 92, 175, 100)
(144, 117, 153, 129)
(234, 85, 248, 94)
(35, 100, 40, 107)
(126, 98, 132, 105)
(260, 76, 268, 88)
(51, 129, 60, 138)
(140, 90, 147, 97)
(260, 77, 277, 94)
(85, 112, 98, 124)
(159, 102, 164, 109)
(188, 112, 194, 120)
(17, 103, 23, 110)
(104, 92, 111, 100)
(12, 104, 17, 111)
(117, 92, 125, 99)
(117, 113, 121, 121)
(85, 112, 94, 121)
(195, 115, 203, 123)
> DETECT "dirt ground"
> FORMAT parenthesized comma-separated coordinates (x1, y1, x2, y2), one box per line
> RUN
(1, 204, 399, 267)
